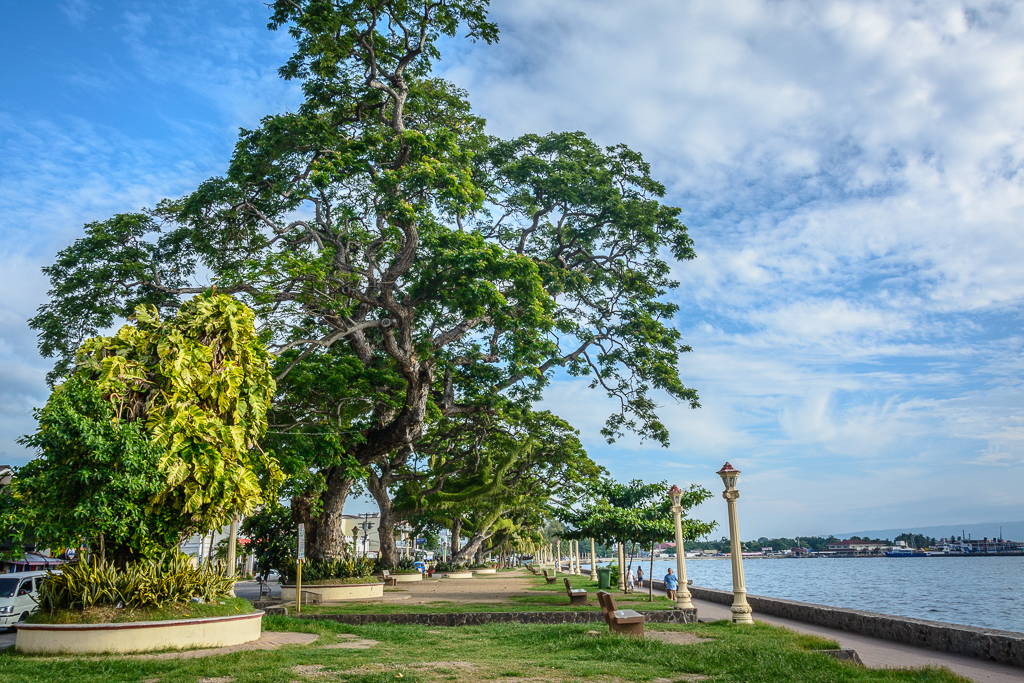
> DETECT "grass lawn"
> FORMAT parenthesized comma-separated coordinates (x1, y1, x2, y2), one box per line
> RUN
(26, 597, 255, 624)
(0, 614, 970, 683)
(300, 574, 676, 616)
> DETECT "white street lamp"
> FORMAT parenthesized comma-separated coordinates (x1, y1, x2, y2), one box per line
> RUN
(668, 485, 694, 610)
(718, 462, 753, 624)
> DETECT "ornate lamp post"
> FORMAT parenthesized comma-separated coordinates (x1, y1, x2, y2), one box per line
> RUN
(718, 462, 753, 624)
(556, 539, 561, 575)
(589, 538, 598, 580)
(575, 540, 582, 575)
(667, 485, 694, 610)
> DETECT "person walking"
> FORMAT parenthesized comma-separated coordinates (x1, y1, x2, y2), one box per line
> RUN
(636, 565, 645, 588)
(664, 567, 678, 601)
(625, 567, 635, 593)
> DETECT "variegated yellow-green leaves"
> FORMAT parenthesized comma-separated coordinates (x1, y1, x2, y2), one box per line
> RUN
(76, 292, 284, 540)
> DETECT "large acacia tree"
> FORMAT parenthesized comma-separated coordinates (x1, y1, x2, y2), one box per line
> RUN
(30, 0, 698, 560)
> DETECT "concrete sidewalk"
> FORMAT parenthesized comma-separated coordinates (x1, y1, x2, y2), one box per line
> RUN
(688, 597, 1024, 683)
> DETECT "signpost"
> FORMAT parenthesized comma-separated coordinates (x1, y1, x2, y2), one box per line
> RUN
(296, 523, 305, 613)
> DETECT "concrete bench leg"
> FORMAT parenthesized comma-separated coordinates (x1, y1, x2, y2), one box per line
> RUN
(611, 622, 645, 637)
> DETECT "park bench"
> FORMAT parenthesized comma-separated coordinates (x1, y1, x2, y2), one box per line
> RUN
(542, 569, 558, 584)
(527, 564, 539, 575)
(380, 569, 398, 587)
(596, 590, 644, 636)
(563, 577, 587, 605)
(299, 590, 322, 605)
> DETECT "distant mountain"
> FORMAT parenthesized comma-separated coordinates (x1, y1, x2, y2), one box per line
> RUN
(836, 521, 1024, 542)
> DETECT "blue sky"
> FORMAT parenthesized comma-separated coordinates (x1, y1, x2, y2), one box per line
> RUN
(2, 1, 1023, 539)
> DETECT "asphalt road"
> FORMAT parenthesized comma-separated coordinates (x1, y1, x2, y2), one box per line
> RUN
(233, 579, 280, 601)
(0, 629, 15, 652)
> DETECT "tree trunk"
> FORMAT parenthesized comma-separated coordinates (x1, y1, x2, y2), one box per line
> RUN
(452, 530, 492, 564)
(367, 463, 399, 567)
(292, 466, 354, 561)
(450, 518, 463, 561)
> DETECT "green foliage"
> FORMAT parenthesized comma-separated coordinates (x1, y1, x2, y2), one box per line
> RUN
(241, 503, 298, 574)
(12, 378, 168, 560)
(16, 293, 283, 561)
(37, 554, 235, 611)
(280, 555, 375, 584)
(394, 557, 418, 572)
(431, 561, 466, 573)
(559, 479, 717, 551)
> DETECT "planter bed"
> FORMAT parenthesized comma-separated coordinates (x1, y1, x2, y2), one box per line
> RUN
(280, 582, 384, 601)
(471, 568, 496, 575)
(15, 611, 264, 655)
(389, 572, 423, 583)
(441, 572, 474, 579)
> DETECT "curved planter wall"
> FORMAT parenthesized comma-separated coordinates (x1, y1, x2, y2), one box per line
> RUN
(390, 573, 423, 583)
(281, 582, 384, 601)
(15, 611, 263, 655)
(472, 568, 497, 575)
(441, 572, 474, 579)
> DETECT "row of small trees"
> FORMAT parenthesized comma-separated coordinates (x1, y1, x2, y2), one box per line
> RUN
(8, 0, 711, 570)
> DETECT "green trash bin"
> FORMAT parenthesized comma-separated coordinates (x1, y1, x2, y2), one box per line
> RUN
(596, 566, 611, 590)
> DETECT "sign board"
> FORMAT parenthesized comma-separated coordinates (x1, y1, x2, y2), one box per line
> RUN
(297, 523, 306, 561)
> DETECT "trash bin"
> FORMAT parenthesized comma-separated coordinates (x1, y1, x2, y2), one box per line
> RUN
(597, 567, 611, 590)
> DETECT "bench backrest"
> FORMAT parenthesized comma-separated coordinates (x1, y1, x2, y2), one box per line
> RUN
(543, 569, 550, 578)
(596, 590, 612, 623)
(382, 569, 391, 577)
(563, 577, 574, 596)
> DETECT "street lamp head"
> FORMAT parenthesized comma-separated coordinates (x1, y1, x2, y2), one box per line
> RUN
(717, 462, 740, 491)
(668, 484, 683, 507)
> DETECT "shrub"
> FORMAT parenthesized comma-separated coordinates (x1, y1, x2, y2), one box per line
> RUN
(431, 561, 466, 573)
(280, 555, 375, 584)
(37, 554, 234, 611)
(394, 557, 418, 572)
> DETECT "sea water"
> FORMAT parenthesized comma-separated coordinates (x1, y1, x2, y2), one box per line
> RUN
(595, 556, 1024, 633)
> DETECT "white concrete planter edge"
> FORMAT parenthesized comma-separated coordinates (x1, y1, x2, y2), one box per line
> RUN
(15, 610, 264, 655)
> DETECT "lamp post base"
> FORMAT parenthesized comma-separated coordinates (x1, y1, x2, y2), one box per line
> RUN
(675, 588, 694, 611)
(730, 590, 754, 624)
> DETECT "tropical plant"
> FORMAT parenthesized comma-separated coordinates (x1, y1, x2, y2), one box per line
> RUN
(240, 503, 297, 575)
(279, 555, 375, 584)
(36, 554, 235, 612)
(430, 561, 465, 574)
(15, 293, 283, 566)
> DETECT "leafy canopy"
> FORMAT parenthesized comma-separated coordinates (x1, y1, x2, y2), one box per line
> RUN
(14, 293, 283, 561)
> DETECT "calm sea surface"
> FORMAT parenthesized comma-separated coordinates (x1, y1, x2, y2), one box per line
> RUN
(596, 556, 1024, 633)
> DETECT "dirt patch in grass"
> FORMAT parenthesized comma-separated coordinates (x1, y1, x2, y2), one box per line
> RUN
(645, 631, 713, 646)
(321, 638, 378, 649)
(292, 664, 335, 679)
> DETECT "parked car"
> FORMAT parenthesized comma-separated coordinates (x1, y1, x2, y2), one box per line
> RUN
(0, 571, 50, 629)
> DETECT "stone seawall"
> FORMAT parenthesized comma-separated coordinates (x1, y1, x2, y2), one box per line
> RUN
(656, 582, 1024, 669)
(299, 608, 696, 627)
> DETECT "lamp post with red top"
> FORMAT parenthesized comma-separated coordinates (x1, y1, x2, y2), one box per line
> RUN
(668, 485, 694, 610)
(718, 462, 753, 624)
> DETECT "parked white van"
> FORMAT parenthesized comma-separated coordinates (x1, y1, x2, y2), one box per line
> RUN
(0, 571, 49, 629)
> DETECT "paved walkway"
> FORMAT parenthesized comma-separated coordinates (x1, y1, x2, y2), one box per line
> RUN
(689, 597, 1024, 683)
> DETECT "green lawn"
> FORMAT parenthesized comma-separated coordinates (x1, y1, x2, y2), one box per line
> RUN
(300, 573, 676, 616)
(0, 615, 970, 683)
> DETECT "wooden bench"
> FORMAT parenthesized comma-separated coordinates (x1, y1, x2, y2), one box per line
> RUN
(597, 590, 644, 636)
(380, 569, 398, 587)
(527, 564, 539, 575)
(542, 569, 557, 584)
(564, 577, 587, 605)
